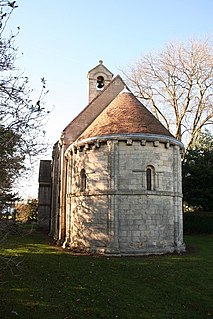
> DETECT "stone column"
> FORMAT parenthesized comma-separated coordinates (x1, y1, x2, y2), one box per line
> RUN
(57, 135, 67, 244)
(173, 145, 185, 252)
(105, 140, 120, 254)
(63, 151, 73, 247)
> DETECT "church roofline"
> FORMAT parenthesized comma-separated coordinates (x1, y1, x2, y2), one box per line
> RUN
(77, 90, 175, 141)
(65, 133, 184, 156)
(62, 75, 125, 133)
(87, 60, 114, 77)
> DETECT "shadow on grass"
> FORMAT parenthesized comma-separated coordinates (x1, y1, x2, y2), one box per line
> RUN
(0, 228, 212, 319)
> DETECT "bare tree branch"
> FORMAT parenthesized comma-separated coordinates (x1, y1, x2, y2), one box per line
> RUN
(122, 39, 213, 152)
(0, 0, 50, 198)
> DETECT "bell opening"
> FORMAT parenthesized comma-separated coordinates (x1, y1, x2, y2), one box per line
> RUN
(96, 76, 105, 90)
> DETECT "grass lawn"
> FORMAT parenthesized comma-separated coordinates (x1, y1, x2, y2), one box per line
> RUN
(0, 225, 212, 319)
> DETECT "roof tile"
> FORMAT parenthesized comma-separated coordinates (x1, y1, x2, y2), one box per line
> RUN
(78, 91, 173, 140)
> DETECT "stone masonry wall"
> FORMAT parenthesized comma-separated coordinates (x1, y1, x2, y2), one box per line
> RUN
(67, 142, 110, 251)
(118, 194, 174, 254)
(116, 140, 183, 254)
(65, 137, 184, 254)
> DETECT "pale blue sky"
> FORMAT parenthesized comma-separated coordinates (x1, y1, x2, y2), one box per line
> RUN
(7, 0, 212, 198)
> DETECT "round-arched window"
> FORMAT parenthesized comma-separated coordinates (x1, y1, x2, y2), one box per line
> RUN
(80, 169, 86, 192)
(146, 166, 155, 191)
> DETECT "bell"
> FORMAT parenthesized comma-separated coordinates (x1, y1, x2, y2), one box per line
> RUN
(97, 81, 104, 89)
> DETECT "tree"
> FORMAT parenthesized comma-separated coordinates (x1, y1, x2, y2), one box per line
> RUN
(122, 39, 213, 152)
(0, 1, 49, 200)
(0, 126, 24, 196)
(182, 130, 213, 212)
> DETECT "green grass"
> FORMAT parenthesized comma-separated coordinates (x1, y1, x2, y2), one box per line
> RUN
(0, 226, 212, 319)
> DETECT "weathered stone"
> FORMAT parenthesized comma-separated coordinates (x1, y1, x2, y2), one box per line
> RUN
(44, 61, 185, 255)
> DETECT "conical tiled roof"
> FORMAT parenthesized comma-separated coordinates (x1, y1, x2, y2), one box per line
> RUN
(78, 90, 173, 141)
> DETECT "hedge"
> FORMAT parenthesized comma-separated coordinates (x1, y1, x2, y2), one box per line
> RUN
(183, 212, 213, 234)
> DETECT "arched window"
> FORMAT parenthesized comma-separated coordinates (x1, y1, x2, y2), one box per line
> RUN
(80, 169, 86, 192)
(96, 76, 105, 90)
(146, 168, 152, 190)
(146, 166, 155, 191)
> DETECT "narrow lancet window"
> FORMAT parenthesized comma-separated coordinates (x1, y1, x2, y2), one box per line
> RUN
(146, 168, 152, 190)
(80, 169, 86, 192)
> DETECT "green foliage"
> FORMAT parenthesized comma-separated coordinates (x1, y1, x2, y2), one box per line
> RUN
(183, 130, 213, 212)
(0, 230, 212, 319)
(184, 212, 213, 234)
(0, 1, 50, 198)
(0, 126, 25, 196)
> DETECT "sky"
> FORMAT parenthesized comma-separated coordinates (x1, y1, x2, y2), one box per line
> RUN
(5, 0, 213, 199)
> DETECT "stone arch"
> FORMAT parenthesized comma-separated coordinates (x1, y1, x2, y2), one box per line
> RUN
(146, 165, 155, 191)
(80, 168, 86, 192)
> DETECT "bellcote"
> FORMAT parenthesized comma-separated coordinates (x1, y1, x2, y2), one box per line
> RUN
(87, 60, 113, 103)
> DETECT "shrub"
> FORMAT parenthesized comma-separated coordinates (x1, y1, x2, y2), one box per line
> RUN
(183, 212, 213, 234)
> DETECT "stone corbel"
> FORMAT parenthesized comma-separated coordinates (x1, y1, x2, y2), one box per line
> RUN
(165, 142, 170, 149)
(153, 141, 159, 147)
(141, 139, 146, 146)
(95, 140, 100, 148)
(84, 143, 89, 150)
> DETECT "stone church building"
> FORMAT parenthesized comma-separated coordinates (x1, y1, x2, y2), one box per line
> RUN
(38, 61, 185, 255)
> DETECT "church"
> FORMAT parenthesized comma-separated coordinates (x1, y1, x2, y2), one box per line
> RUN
(38, 60, 185, 255)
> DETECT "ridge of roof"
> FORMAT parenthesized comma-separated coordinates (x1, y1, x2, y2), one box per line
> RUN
(63, 75, 124, 132)
(62, 75, 126, 145)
